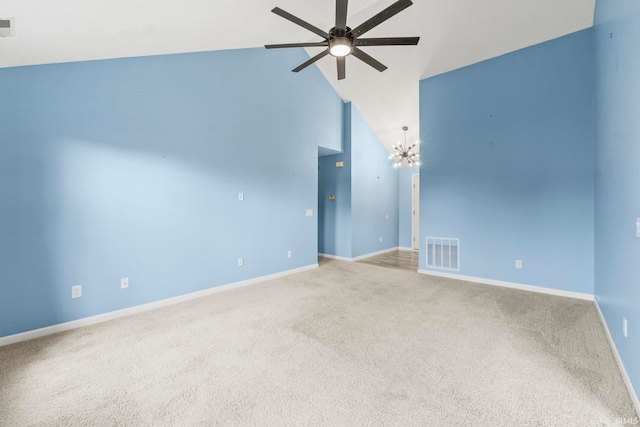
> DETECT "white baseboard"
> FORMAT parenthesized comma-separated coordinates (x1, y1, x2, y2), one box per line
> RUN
(398, 247, 416, 251)
(0, 264, 319, 348)
(318, 253, 353, 262)
(352, 247, 400, 261)
(319, 247, 400, 262)
(594, 299, 640, 415)
(417, 269, 594, 301)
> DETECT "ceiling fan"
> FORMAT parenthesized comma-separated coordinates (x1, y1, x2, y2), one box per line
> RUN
(265, 0, 419, 80)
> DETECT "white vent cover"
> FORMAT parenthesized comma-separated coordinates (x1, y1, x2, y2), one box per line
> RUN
(0, 18, 15, 38)
(426, 237, 460, 271)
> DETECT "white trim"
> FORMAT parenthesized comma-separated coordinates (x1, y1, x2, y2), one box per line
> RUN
(398, 247, 416, 251)
(417, 269, 594, 301)
(318, 253, 353, 262)
(594, 299, 640, 415)
(0, 264, 319, 348)
(319, 247, 401, 262)
(352, 246, 400, 261)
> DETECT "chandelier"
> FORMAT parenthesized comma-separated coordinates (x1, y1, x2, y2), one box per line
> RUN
(390, 126, 420, 167)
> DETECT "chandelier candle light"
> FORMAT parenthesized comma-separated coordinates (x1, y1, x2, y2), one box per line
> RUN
(390, 126, 420, 167)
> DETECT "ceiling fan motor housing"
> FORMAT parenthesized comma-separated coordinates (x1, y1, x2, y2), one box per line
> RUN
(329, 27, 354, 56)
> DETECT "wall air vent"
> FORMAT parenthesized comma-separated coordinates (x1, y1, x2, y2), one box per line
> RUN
(0, 18, 15, 37)
(426, 237, 460, 271)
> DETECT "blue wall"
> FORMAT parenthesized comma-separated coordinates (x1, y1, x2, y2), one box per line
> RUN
(318, 103, 399, 258)
(398, 168, 416, 249)
(594, 0, 640, 400)
(0, 47, 343, 338)
(350, 105, 399, 257)
(318, 103, 352, 258)
(419, 29, 595, 294)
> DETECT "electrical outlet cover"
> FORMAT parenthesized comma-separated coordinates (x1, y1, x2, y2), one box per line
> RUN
(72, 285, 82, 298)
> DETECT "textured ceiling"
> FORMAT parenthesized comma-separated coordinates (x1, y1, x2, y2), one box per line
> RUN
(0, 0, 595, 153)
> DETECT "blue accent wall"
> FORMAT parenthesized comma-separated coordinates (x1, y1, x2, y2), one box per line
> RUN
(350, 105, 399, 257)
(419, 29, 595, 294)
(0, 47, 343, 338)
(318, 103, 399, 258)
(398, 168, 415, 249)
(594, 0, 640, 400)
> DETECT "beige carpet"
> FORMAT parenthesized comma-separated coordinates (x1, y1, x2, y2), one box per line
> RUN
(0, 258, 636, 426)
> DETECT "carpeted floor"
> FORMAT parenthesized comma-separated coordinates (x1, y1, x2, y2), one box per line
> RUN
(0, 258, 636, 426)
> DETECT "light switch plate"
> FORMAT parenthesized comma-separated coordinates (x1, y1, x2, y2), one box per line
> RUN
(121, 277, 129, 289)
(306, 209, 313, 217)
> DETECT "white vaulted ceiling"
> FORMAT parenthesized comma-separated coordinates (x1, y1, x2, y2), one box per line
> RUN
(0, 0, 595, 152)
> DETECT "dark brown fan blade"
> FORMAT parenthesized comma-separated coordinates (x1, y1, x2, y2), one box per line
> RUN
(356, 37, 419, 46)
(271, 7, 330, 39)
(351, 0, 413, 38)
(292, 49, 330, 72)
(336, 0, 349, 31)
(337, 56, 346, 80)
(265, 41, 329, 49)
(351, 48, 387, 72)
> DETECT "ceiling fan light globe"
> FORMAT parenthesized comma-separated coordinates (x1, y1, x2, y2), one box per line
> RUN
(330, 43, 352, 57)
(329, 35, 353, 57)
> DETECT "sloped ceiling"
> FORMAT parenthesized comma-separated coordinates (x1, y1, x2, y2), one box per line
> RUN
(0, 0, 595, 153)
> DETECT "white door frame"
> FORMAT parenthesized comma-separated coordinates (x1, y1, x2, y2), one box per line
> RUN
(411, 173, 419, 250)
